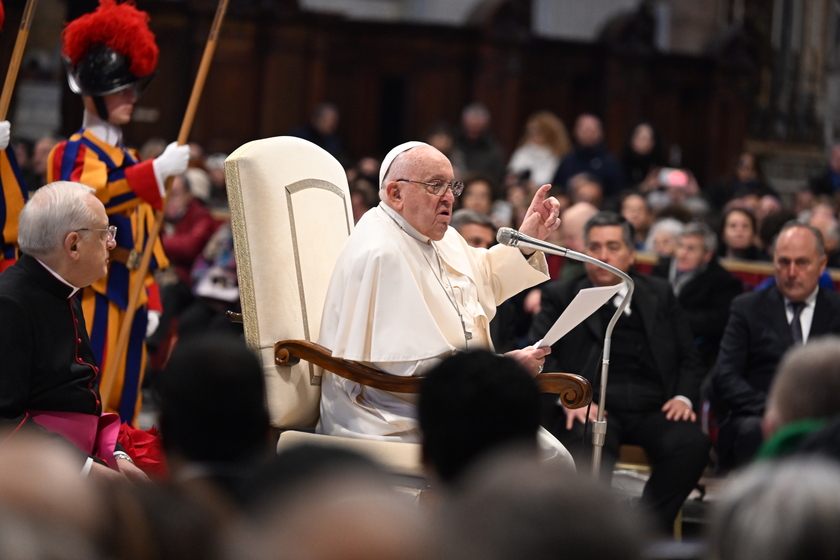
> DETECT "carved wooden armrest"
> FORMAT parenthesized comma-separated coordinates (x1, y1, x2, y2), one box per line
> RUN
(275, 340, 420, 393)
(534, 372, 593, 409)
(275, 340, 593, 409)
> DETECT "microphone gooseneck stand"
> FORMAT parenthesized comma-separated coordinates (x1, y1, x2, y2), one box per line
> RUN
(497, 228, 635, 477)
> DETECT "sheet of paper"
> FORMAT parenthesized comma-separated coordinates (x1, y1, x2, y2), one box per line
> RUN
(533, 283, 624, 348)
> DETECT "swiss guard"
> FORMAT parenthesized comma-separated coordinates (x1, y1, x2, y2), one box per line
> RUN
(0, 0, 29, 272)
(47, 0, 189, 423)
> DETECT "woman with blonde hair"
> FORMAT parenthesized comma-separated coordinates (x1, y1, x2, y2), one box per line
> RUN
(508, 111, 572, 187)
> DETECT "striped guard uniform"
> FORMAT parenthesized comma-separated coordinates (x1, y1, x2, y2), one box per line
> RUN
(47, 128, 169, 424)
(0, 147, 28, 271)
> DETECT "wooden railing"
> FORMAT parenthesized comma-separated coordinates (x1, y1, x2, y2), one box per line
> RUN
(634, 252, 840, 292)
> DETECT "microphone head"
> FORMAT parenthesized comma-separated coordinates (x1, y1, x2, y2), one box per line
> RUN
(496, 227, 519, 247)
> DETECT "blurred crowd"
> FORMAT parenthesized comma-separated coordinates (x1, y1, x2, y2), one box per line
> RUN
(5, 331, 840, 560)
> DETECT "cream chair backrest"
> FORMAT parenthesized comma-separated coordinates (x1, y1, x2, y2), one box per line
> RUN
(225, 137, 353, 429)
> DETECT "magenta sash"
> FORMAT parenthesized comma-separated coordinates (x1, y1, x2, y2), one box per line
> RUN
(29, 410, 121, 470)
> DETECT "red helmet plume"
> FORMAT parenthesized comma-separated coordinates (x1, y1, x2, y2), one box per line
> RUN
(62, 0, 158, 97)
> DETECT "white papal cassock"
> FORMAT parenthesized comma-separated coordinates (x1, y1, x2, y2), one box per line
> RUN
(317, 203, 572, 470)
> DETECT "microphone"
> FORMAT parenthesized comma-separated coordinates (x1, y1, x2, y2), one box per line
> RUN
(498, 226, 636, 477)
(496, 227, 569, 257)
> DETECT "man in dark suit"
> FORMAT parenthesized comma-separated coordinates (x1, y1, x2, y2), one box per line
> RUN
(0, 181, 146, 482)
(551, 115, 625, 198)
(652, 222, 743, 369)
(712, 221, 840, 471)
(530, 211, 709, 533)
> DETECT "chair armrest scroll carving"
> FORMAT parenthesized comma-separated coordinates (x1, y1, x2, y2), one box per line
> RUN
(275, 340, 592, 406)
(274, 340, 421, 393)
(534, 373, 593, 409)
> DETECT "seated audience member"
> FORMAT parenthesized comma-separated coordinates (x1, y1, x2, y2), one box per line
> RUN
(148, 174, 218, 355)
(450, 210, 518, 354)
(450, 209, 496, 250)
(158, 333, 273, 500)
(287, 102, 347, 163)
(553, 202, 599, 281)
(712, 222, 840, 471)
(808, 142, 840, 199)
(758, 207, 797, 261)
(434, 453, 646, 560)
(794, 187, 815, 217)
(530, 211, 709, 533)
(644, 217, 684, 257)
(232, 466, 431, 560)
(178, 222, 243, 341)
(568, 172, 604, 208)
(0, 181, 146, 481)
(621, 121, 666, 189)
(708, 151, 776, 213)
(454, 102, 506, 184)
(508, 111, 571, 187)
(424, 121, 466, 179)
(808, 208, 840, 268)
(457, 174, 496, 216)
(0, 434, 104, 559)
(418, 350, 572, 489)
(26, 134, 63, 193)
(317, 141, 560, 443)
(718, 206, 762, 260)
(552, 114, 625, 198)
(707, 458, 840, 560)
(349, 176, 378, 224)
(237, 445, 388, 516)
(100, 480, 227, 560)
(758, 336, 840, 459)
(204, 152, 228, 209)
(652, 223, 743, 369)
(139, 137, 167, 162)
(621, 192, 654, 249)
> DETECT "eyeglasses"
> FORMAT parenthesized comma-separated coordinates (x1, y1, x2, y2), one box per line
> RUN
(76, 225, 117, 243)
(396, 179, 464, 197)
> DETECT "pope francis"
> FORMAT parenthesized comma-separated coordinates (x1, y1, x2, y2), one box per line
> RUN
(318, 141, 562, 444)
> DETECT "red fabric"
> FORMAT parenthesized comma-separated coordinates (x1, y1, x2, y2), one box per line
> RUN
(0, 258, 14, 273)
(123, 159, 163, 210)
(117, 423, 168, 479)
(146, 281, 162, 313)
(62, 0, 158, 77)
(0, 1, 5, 31)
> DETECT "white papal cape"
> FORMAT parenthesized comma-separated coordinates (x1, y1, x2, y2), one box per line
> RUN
(317, 202, 559, 446)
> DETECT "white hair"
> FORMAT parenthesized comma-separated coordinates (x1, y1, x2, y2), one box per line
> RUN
(643, 218, 684, 253)
(708, 458, 840, 560)
(18, 181, 97, 257)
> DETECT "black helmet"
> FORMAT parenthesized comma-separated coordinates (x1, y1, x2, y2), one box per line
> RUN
(65, 43, 155, 98)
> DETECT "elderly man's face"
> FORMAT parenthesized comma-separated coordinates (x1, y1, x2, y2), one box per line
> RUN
(391, 147, 455, 241)
(76, 194, 116, 287)
(675, 235, 710, 273)
(774, 226, 827, 303)
(584, 225, 634, 286)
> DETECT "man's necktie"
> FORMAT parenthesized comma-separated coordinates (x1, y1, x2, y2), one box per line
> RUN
(790, 301, 805, 344)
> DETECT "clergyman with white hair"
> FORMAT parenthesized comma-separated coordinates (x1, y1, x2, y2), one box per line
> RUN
(0, 181, 146, 483)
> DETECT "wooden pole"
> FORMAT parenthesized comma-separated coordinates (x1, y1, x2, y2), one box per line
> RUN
(0, 0, 40, 120)
(99, 0, 230, 410)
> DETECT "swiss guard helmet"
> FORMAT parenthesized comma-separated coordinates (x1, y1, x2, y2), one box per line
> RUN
(62, 0, 158, 120)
